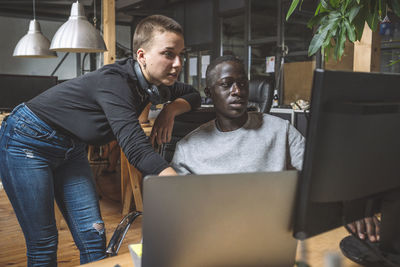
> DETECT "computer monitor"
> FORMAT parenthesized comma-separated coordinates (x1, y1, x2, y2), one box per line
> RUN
(0, 74, 57, 112)
(294, 69, 400, 254)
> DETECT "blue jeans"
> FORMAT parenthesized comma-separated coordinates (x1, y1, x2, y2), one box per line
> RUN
(0, 104, 106, 266)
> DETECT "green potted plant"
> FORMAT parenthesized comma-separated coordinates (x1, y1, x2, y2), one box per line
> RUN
(286, 0, 400, 60)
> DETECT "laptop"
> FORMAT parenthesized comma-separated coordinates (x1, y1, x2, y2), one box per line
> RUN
(140, 171, 299, 267)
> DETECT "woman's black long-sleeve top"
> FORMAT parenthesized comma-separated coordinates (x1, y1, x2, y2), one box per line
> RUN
(27, 58, 201, 176)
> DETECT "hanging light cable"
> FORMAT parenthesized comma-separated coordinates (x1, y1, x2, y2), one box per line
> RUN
(13, 0, 57, 58)
(50, 1, 107, 53)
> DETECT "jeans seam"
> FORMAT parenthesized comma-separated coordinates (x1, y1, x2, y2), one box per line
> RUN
(62, 201, 91, 259)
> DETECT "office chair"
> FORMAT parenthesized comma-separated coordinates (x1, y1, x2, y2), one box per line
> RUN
(247, 78, 275, 114)
(106, 210, 142, 256)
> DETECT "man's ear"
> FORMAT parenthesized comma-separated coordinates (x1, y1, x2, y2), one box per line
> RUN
(204, 87, 211, 98)
(136, 48, 146, 66)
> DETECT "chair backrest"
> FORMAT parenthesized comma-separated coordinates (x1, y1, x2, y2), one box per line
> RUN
(247, 78, 275, 113)
(159, 107, 216, 162)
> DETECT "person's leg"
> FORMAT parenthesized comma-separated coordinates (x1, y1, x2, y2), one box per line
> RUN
(0, 108, 59, 266)
(54, 142, 106, 264)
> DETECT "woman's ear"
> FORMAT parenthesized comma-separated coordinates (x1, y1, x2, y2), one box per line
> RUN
(136, 48, 146, 66)
(204, 87, 211, 98)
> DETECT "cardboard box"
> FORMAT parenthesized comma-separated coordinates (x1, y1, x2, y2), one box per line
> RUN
(283, 61, 315, 105)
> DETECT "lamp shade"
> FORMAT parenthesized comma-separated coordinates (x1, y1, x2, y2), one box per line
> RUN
(13, 20, 57, 58)
(50, 1, 107, 53)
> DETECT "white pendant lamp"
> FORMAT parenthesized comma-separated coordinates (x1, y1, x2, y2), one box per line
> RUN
(50, 1, 107, 53)
(13, 0, 57, 58)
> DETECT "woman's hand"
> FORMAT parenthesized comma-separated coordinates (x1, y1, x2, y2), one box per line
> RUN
(150, 104, 176, 146)
(150, 98, 191, 146)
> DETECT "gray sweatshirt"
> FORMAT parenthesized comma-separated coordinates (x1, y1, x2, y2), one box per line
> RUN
(171, 112, 305, 175)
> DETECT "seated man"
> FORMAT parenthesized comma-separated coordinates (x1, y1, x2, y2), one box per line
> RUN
(171, 55, 382, 263)
(171, 55, 304, 174)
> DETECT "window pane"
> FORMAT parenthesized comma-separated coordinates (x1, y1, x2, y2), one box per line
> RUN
(380, 13, 400, 73)
(219, 0, 244, 12)
(188, 54, 198, 89)
(250, 43, 276, 80)
(222, 15, 245, 59)
(283, 0, 314, 62)
(250, 0, 277, 40)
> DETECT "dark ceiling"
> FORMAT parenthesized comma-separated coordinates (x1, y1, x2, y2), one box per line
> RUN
(0, 0, 180, 25)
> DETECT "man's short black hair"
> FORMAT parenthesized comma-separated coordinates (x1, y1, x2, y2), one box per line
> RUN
(205, 55, 245, 88)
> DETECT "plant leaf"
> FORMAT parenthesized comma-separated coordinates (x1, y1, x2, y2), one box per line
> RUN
(336, 21, 347, 59)
(366, 0, 379, 31)
(307, 13, 327, 28)
(341, 0, 351, 14)
(315, 2, 322, 15)
(321, 0, 333, 11)
(328, 10, 342, 19)
(308, 19, 338, 56)
(344, 19, 356, 42)
(353, 4, 367, 40)
(347, 5, 361, 22)
(330, 0, 341, 8)
(389, 58, 400, 65)
(286, 0, 300, 20)
(309, 28, 329, 56)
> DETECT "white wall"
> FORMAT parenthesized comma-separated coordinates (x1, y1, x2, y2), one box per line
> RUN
(0, 16, 77, 80)
(0, 15, 132, 80)
(116, 24, 131, 50)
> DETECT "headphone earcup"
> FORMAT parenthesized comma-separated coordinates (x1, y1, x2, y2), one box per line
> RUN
(133, 61, 162, 105)
(146, 85, 162, 105)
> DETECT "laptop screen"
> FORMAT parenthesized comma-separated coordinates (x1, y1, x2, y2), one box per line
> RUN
(142, 171, 298, 267)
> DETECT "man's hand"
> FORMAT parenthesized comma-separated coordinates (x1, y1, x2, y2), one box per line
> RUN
(347, 216, 380, 242)
(150, 98, 191, 146)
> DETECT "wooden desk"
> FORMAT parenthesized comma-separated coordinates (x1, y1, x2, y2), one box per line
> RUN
(120, 124, 152, 215)
(80, 252, 133, 266)
(79, 227, 361, 267)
